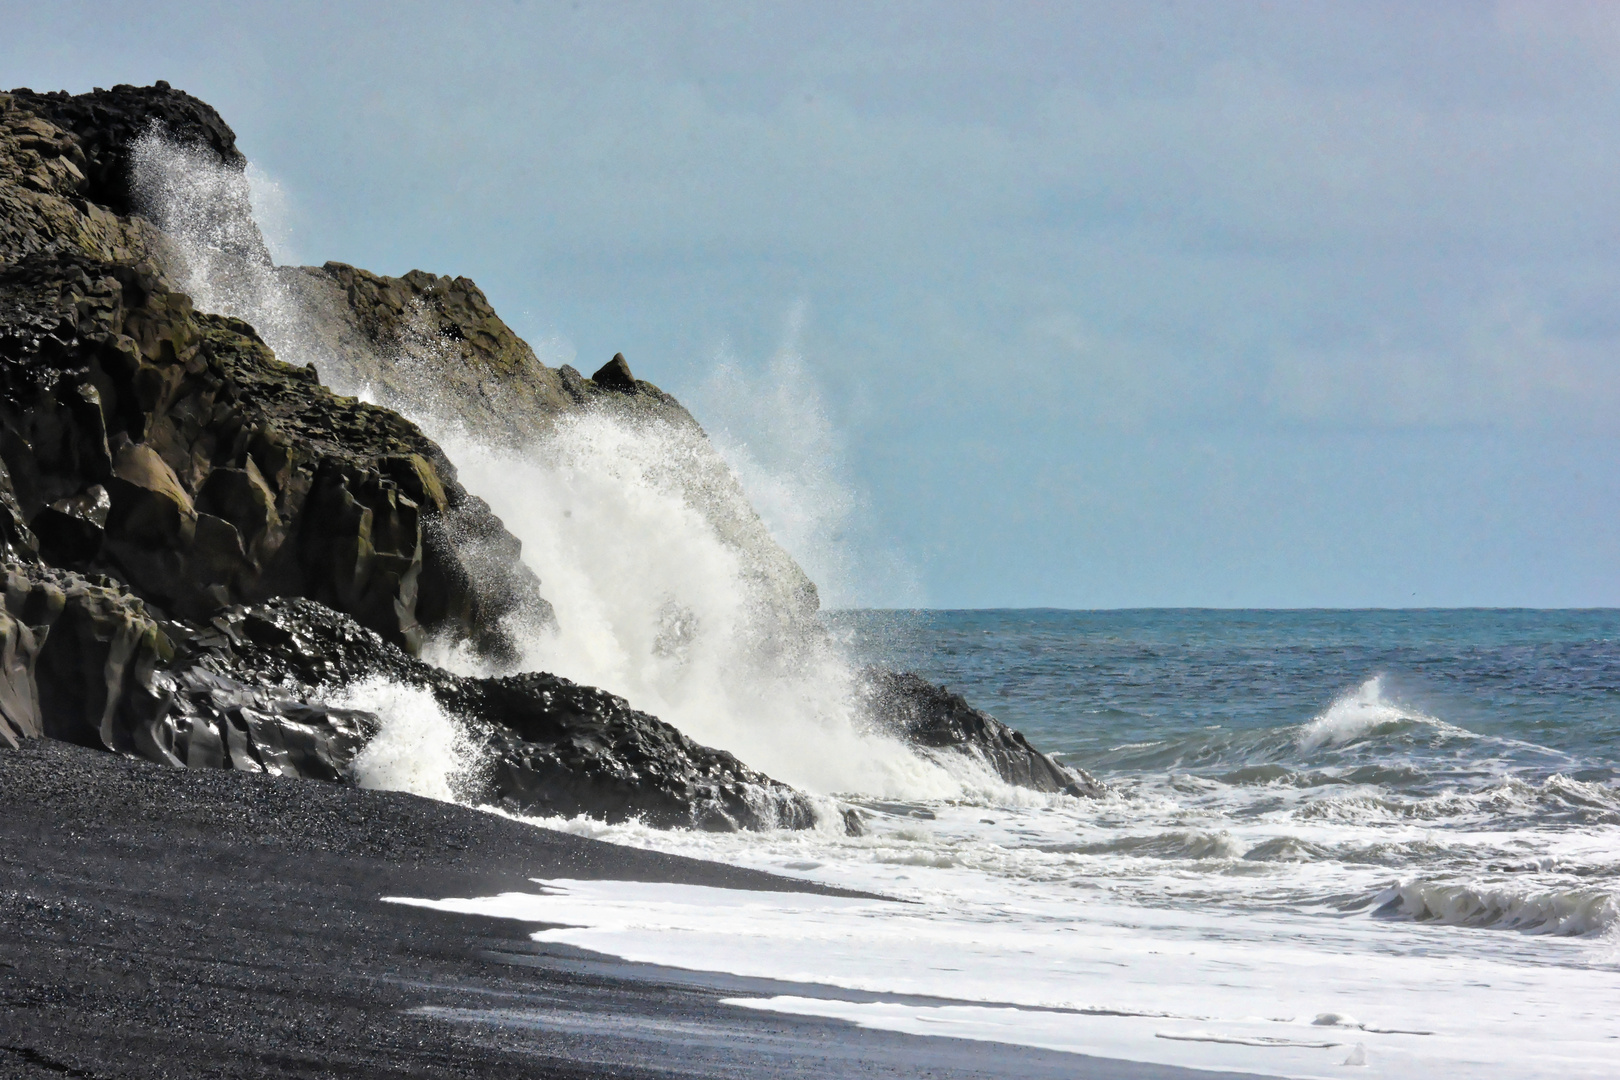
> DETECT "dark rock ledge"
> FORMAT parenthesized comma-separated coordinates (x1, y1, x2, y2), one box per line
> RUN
(859, 669, 1103, 798)
(0, 80, 1097, 832)
(0, 568, 819, 831)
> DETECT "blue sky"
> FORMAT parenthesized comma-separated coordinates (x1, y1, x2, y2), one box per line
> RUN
(7, 1, 1620, 607)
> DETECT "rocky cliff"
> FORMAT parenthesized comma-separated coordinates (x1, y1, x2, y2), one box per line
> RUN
(0, 81, 1093, 828)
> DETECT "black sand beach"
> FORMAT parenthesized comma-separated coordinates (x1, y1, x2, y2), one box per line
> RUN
(0, 741, 1270, 1079)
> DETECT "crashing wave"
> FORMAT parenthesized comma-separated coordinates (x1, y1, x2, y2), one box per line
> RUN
(1373, 877, 1620, 937)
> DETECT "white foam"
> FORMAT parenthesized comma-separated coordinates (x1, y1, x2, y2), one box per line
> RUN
(437, 416, 986, 803)
(341, 678, 474, 803)
(1376, 878, 1620, 936)
(390, 875, 1620, 1080)
(1296, 676, 1443, 751)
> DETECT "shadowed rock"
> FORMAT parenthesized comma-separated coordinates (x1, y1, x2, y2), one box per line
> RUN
(6, 80, 243, 214)
(591, 352, 636, 390)
(0, 250, 550, 655)
(859, 668, 1104, 798)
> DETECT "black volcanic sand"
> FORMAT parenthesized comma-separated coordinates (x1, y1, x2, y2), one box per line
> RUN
(0, 741, 1273, 1079)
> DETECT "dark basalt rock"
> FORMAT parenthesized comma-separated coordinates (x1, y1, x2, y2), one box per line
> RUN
(0, 565, 818, 831)
(6, 81, 243, 214)
(591, 352, 636, 390)
(0, 566, 375, 779)
(182, 596, 820, 831)
(859, 668, 1104, 798)
(0, 249, 550, 656)
(221, 597, 819, 830)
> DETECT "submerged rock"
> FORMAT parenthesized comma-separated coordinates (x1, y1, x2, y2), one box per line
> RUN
(859, 669, 1105, 798)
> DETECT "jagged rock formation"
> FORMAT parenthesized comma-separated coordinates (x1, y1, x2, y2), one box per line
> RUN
(8, 81, 241, 217)
(0, 564, 813, 830)
(278, 264, 690, 436)
(858, 669, 1103, 797)
(275, 262, 825, 626)
(0, 79, 1095, 830)
(217, 598, 821, 830)
(0, 92, 172, 270)
(0, 250, 550, 656)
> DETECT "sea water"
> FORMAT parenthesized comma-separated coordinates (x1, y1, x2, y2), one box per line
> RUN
(398, 610, 1620, 1079)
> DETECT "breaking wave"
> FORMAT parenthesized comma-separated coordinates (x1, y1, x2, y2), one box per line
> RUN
(1374, 878, 1620, 937)
(439, 415, 1002, 802)
(132, 134, 1002, 806)
(1295, 675, 1453, 751)
(340, 678, 475, 803)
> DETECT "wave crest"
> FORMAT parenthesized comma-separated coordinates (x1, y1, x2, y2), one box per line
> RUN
(1374, 878, 1620, 937)
(1295, 676, 1454, 751)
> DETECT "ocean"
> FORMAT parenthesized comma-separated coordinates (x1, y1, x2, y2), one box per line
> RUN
(398, 608, 1620, 1080)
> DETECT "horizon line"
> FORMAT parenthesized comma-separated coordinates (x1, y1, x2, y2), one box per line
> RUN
(821, 605, 1620, 614)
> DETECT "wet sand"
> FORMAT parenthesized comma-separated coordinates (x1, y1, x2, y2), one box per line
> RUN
(0, 739, 1272, 1079)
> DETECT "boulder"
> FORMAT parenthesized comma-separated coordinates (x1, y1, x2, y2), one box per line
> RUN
(859, 668, 1104, 797)
(591, 352, 636, 390)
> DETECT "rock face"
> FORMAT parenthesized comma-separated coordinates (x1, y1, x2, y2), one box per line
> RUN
(0, 80, 1096, 831)
(275, 262, 826, 628)
(0, 250, 550, 656)
(8, 82, 242, 216)
(277, 263, 697, 443)
(0, 92, 171, 270)
(0, 564, 812, 830)
(859, 669, 1103, 797)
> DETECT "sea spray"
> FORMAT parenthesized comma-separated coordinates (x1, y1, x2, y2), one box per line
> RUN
(341, 678, 476, 802)
(132, 136, 326, 367)
(132, 134, 985, 803)
(687, 354, 923, 611)
(440, 415, 982, 800)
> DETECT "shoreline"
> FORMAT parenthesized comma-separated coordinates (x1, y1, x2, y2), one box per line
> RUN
(0, 740, 1271, 1079)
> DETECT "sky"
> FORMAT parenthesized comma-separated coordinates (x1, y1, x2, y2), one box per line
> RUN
(5, 0, 1620, 608)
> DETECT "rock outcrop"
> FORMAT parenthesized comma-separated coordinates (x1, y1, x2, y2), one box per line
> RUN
(277, 264, 692, 438)
(859, 669, 1103, 797)
(0, 563, 814, 830)
(274, 262, 826, 628)
(0, 79, 1095, 831)
(0, 91, 172, 271)
(0, 249, 550, 657)
(216, 597, 817, 830)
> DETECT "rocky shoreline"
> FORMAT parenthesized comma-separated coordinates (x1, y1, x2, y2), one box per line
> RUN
(0, 80, 1094, 830)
